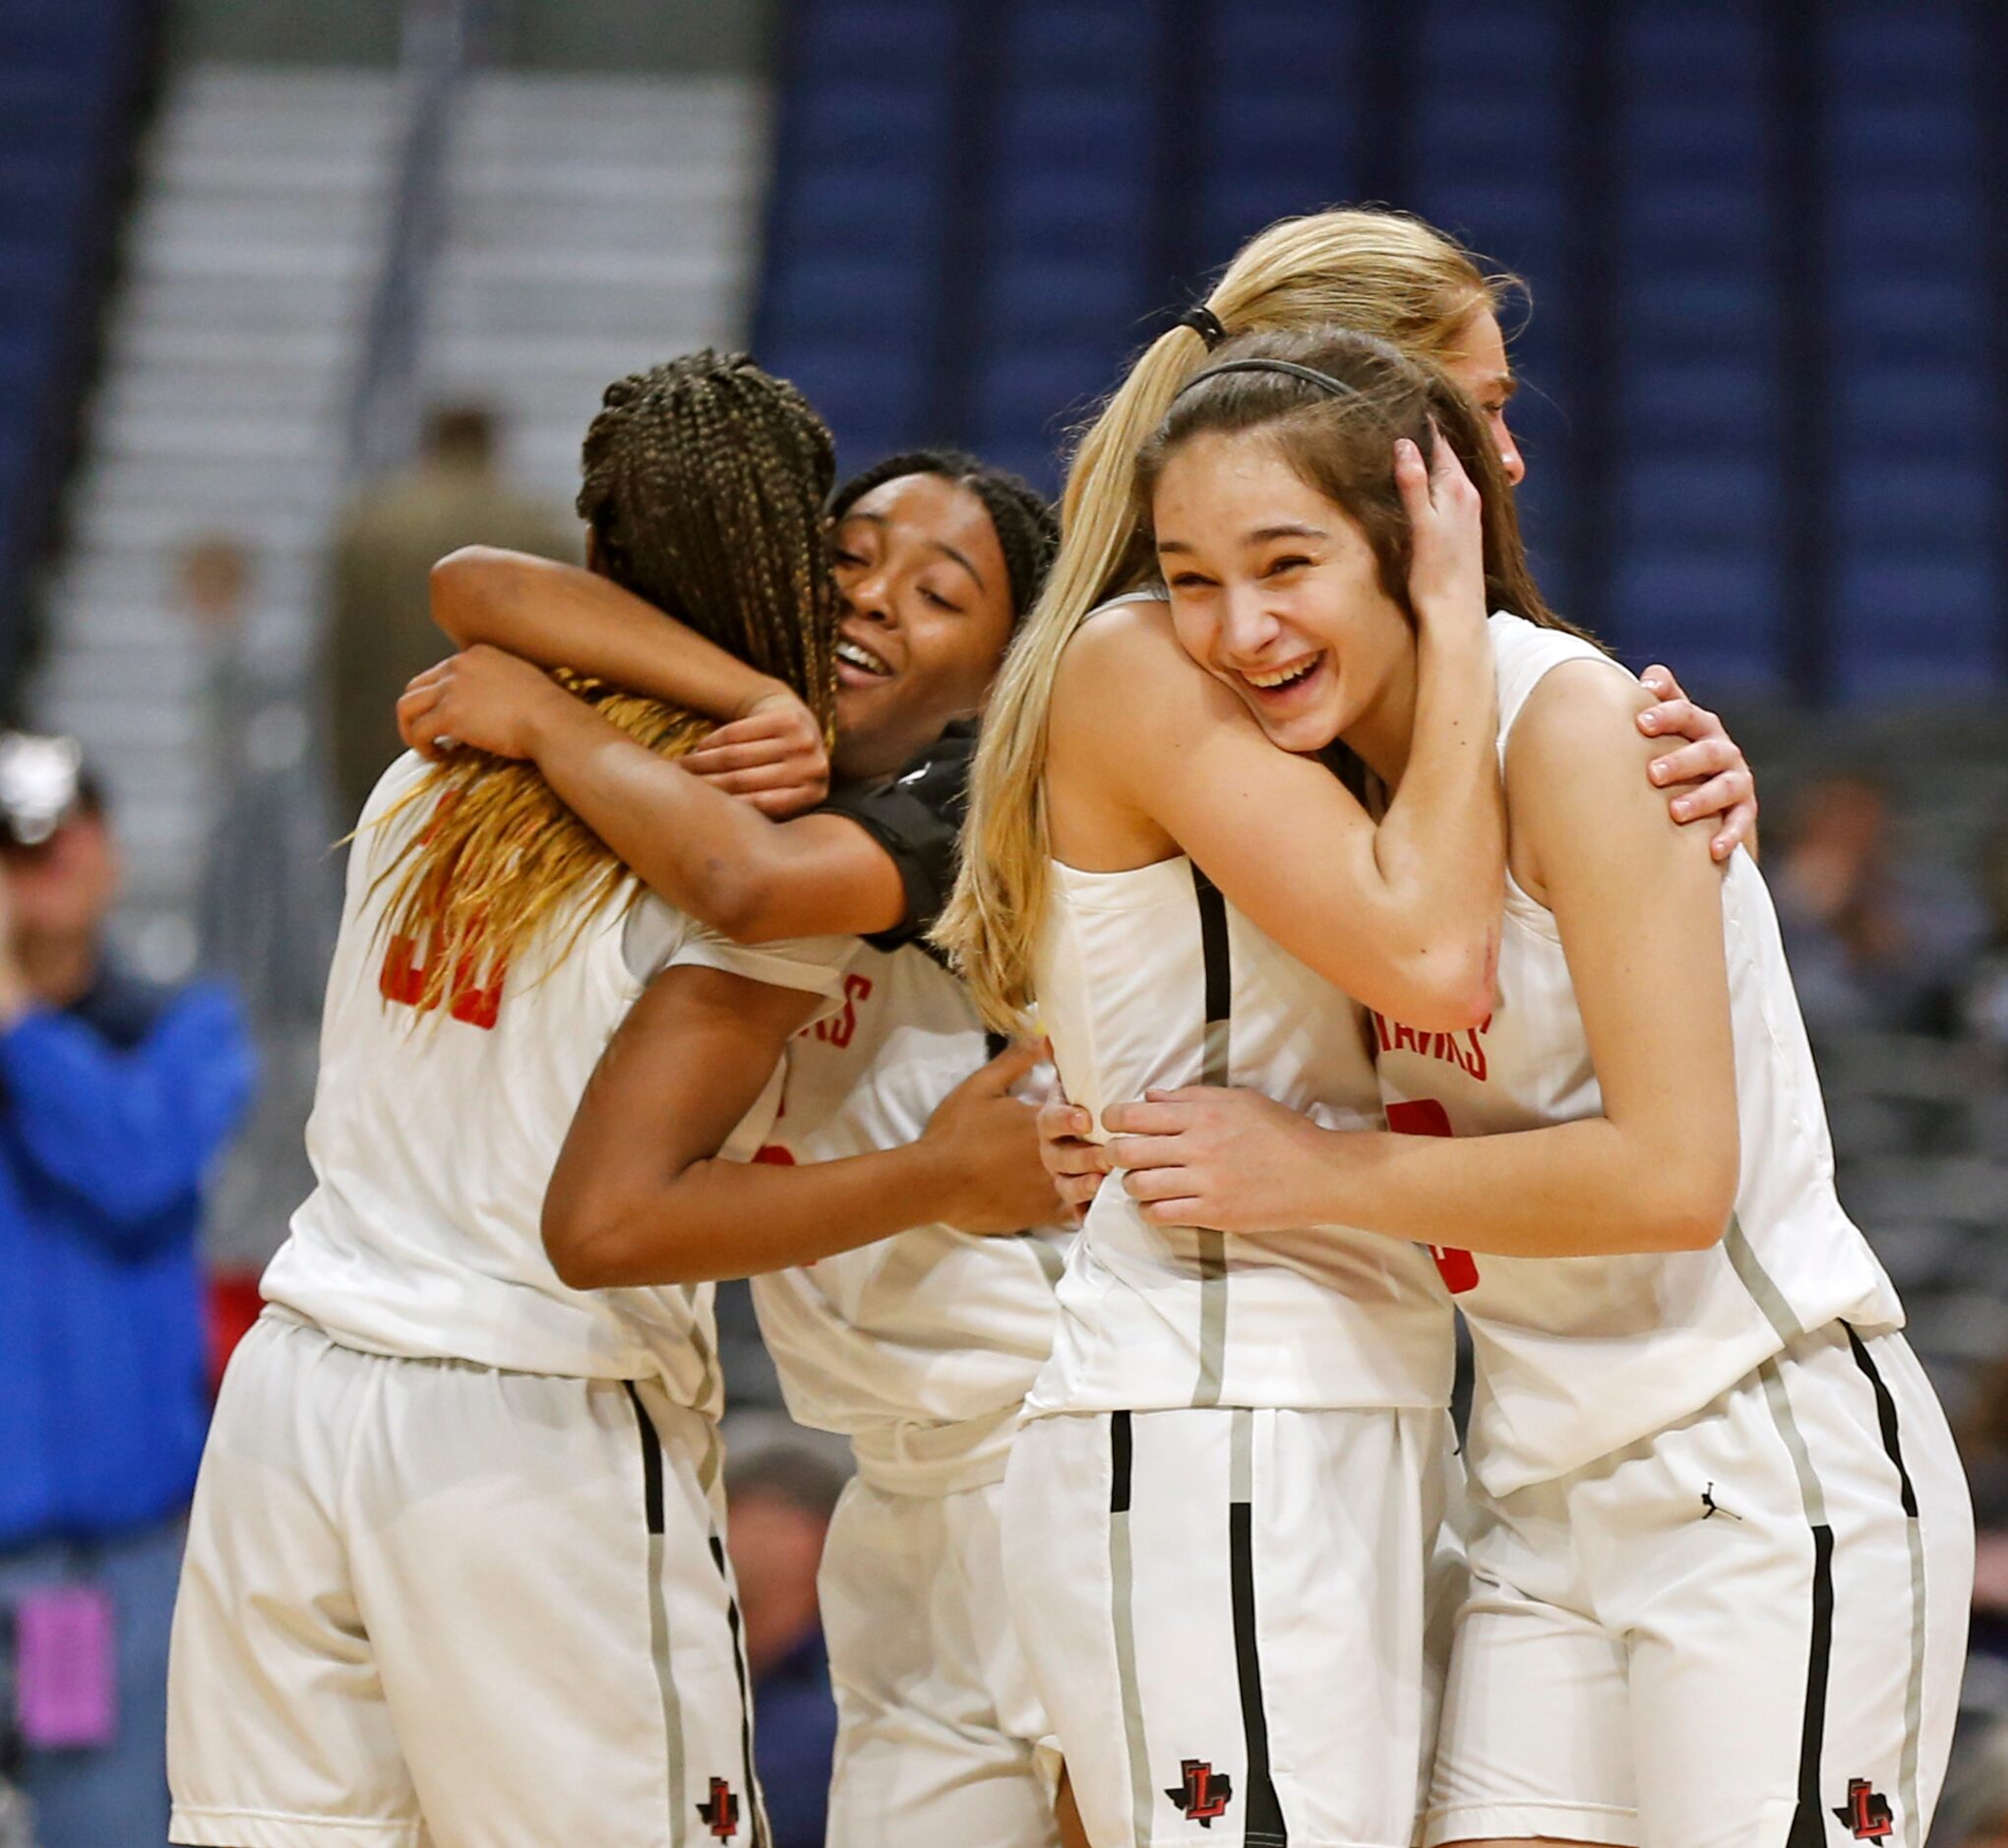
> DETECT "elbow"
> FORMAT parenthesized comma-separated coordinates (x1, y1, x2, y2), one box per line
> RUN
(429, 545, 511, 646)
(1386, 939, 1497, 1034)
(542, 1193, 638, 1291)
(697, 868, 775, 945)
(685, 856, 788, 945)
(1639, 1150, 1740, 1254)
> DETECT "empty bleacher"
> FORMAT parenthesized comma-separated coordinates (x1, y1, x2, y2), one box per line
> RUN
(0, 0, 157, 689)
(756, 0, 2008, 706)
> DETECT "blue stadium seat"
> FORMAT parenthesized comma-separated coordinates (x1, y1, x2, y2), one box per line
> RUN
(0, 0, 156, 651)
(1819, 2, 1998, 697)
(1611, 553, 1786, 690)
(750, 0, 2004, 695)
(1199, 0, 1360, 257)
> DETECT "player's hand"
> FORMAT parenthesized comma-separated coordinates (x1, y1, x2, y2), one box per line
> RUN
(1637, 665, 1759, 863)
(396, 646, 570, 762)
(1103, 1085, 1331, 1232)
(1036, 1097, 1111, 1223)
(681, 688, 829, 819)
(1398, 424, 1487, 633)
(924, 1041, 1067, 1235)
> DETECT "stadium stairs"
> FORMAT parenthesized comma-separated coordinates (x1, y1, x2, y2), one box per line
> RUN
(422, 71, 767, 504)
(30, 66, 401, 967)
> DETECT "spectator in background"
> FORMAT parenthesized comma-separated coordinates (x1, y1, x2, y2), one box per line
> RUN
(1963, 1350, 2008, 1654)
(1957, 815, 2008, 1049)
(1775, 770, 1979, 1036)
(0, 736, 254, 1847)
(178, 533, 335, 1032)
(1937, 1718, 2008, 1848)
(326, 402, 577, 821)
(725, 1441, 845, 1848)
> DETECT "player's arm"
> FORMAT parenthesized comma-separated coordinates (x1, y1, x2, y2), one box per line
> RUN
(542, 971, 1059, 1288)
(429, 545, 786, 725)
(396, 645, 911, 944)
(1063, 431, 1503, 1031)
(428, 543, 834, 818)
(1107, 662, 1741, 1256)
(1066, 609, 1499, 1031)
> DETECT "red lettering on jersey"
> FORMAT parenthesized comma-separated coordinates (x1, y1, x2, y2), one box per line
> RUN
(375, 793, 506, 1028)
(1461, 1020, 1489, 1082)
(754, 1143, 796, 1166)
(378, 932, 506, 1031)
(1384, 1097, 1480, 1294)
(812, 971, 875, 1048)
(1369, 1011, 1491, 1083)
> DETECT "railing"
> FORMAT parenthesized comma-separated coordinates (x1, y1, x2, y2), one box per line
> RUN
(343, 0, 481, 479)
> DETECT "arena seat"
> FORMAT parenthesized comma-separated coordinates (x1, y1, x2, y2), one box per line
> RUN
(756, 0, 964, 469)
(757, 0, 2007, 698)
(1824, 2, 1998, 700)
(0, 0, 155, 693)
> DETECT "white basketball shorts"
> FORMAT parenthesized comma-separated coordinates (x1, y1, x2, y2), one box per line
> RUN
(167, 1311, 768, 1848)
(1427, 1323, 1974, 1848)
(1002, 1403, 1461, 1848)
(821, 1467, 1058, 1847)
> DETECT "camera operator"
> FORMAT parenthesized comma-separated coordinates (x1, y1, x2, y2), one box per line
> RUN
(0, 736, 254, 1846)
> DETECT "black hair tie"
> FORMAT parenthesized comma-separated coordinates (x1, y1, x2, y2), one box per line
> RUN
(1177, 304, 1229, 349)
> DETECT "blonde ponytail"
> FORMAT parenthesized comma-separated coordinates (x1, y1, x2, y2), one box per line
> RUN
(937, 208, 1519, 1031)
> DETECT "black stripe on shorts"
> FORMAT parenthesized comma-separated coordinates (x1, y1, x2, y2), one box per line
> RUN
(1845, 1325, 1919, 1517)
(624, 1381, 666, 1535)
(1192, 868, 1231, 1026)
(1229, 1496, 1288, 1845)
(709, 1531, 770, 1848)
(1110, 1410, 1133, 1513)
(1786, 1522, 1837, 1848)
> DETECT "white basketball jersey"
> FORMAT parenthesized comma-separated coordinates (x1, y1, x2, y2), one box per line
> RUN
(1373, 614, 1904, 1496)
(263, 753, 855, 1408)
(749, 942, 1068, 1483)
(1028, 607, 1454, 1418)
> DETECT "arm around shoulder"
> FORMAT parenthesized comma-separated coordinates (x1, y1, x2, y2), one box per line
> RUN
(1068, 608, 1497, 1029)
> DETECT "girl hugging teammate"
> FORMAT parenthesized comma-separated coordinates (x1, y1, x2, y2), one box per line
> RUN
(1004, 325, 1974, 1846)
(167, 353, 866, 1848)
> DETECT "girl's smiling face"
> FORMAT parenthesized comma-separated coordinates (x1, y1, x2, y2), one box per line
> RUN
(825, 472, 1016, 779)
(1152, 428, 1415, 759)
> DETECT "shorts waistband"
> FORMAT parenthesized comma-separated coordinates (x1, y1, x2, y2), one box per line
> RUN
(847, 1402, 1023, 1496)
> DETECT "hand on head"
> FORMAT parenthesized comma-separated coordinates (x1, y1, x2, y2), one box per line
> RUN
(1396, 423, 1488, 633)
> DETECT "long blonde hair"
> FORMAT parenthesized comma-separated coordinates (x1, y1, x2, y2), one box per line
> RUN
(376, 351, 840, 1016)
(937, 208, 1522, 1030)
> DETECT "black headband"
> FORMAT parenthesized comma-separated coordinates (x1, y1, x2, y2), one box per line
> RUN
(1176, 304, 1228, 349)
(1172, 357, 1368, 403)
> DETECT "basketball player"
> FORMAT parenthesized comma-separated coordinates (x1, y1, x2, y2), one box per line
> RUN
(1057, 329, 1975, 1848)
(400, 451, 1081, 1848)
(164, 355, 993, 1848)
(936, 343, 1514, 1848)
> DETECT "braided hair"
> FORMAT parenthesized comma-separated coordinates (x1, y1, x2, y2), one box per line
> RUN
(830, 449, 1059, 621)
(378, 351, 841, 1015)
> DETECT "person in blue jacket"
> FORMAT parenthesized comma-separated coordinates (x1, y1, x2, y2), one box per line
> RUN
(0, 735, 254, 1848)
